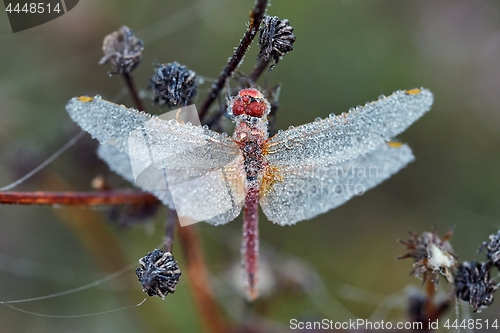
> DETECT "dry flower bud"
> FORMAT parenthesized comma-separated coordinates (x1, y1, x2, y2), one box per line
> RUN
(479, 230, 500, 269)
(455, 261, 498, 312)
(257, 16, 296, 70)
(136, 249, 181, 299)
(99, 26, 144, 75)
(398, 228, 456, 286)
(150, 62, 197, 107)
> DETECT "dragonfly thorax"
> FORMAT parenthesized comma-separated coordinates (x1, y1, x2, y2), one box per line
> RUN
(229, 88, 270, 118)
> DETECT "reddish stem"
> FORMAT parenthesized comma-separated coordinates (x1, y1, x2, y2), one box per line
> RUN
(0, 190, 158, 206)
(424, 274, 436, 321)
(243, 186, 260, 301)
(178, 225, 230, 333)
(123, 73, 145, 112)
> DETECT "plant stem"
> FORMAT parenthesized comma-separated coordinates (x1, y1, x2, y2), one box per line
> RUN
(249, 59, 271, 83)
(0, 190, 158, 206)
(123, 73, 145, 111)
(198, 0, 268, 121)
(424, 274, 436, 321)
(178, 225, 230, 333)
(164, 208, 177, 253)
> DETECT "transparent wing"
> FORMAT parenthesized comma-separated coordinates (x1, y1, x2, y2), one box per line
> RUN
(98, 143, 246, 225)
(265, 89, 433, 168)
(67, 96, 245, 224)
(66, 96, 241, 170)
(164, 155, 246, 225)
(260, 143, 414, 225)
(97, 143, 176, 208)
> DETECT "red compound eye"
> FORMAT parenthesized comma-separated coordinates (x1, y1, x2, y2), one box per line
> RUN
(232, 100, 246, 116)
(246, 101, 266, 117)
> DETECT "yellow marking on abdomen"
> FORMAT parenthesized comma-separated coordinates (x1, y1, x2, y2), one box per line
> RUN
(260, 165, 284, 198)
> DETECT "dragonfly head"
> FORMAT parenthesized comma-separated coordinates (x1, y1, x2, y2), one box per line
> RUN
(230, 88, 270, 118)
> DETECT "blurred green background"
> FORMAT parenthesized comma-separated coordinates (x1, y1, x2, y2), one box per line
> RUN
(1, 0, 500, 332)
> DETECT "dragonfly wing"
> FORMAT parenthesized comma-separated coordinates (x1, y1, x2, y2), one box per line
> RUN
(97, 143, 175, 207)
(260, 143, 414, 225)
(66, 96, 241, 169)
(97, 144, 135, 184)
(265, 88, 433, 168)
(164, 155, 246, 225)
(67, 96, 245, 224)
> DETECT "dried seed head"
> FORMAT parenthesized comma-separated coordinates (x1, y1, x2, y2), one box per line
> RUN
(257, 16, 296, 71)
(455, 261, 498, 312)
(398, 227, 456, 286)
(478, 230, 500, 269)
(136, 249, 181, 299)
(150, 62, 198, 107)
(99, 26, 144, 75)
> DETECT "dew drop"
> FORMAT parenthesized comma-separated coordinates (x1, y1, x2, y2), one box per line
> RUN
(94, 94, 102, 99)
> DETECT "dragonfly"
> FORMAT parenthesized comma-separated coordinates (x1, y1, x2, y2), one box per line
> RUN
(66, 87, 433, 300)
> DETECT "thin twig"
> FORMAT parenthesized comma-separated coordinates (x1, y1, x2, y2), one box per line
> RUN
(164, 208, 177, 253)
(0, 190, 158, 206)
(123, 73, 146, 111)
(249, 59, 270, 83)
(178, 225, 230, 333)
(198, 0, 268, 121)
(424, 274, 436, 321)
